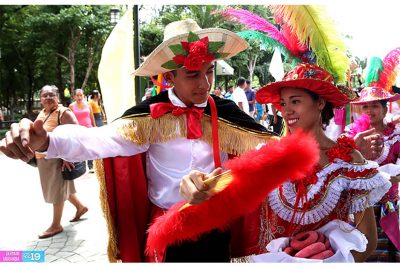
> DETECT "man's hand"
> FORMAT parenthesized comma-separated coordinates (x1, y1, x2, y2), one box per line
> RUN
(354, 128, 383, 160)
(179, 168, 222, 205)
(0, 118, 49, 161)
(273, 115, 278, 124)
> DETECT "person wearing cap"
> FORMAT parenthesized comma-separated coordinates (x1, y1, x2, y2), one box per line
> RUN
(181, 63, 392, 262)
(347, 86, 400, 262)
(0, 19, 276, 262)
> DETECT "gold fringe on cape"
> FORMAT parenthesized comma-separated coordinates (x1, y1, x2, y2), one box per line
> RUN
(94, 159, 119, 262)
(97, 114, 278, 262)
(115, 114, 278, 155)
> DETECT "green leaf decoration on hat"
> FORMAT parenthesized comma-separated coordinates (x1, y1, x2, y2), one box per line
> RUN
(188, 31, 200, 42)
(169, 44, 188, 56)
(161, 60, 182, 70)
(214, 52, 230, 58)
(208, 41, 225, 53)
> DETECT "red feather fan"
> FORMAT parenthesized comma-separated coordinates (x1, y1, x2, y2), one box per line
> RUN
(146, 130, 319, 257)
(377, 47, 400, 91)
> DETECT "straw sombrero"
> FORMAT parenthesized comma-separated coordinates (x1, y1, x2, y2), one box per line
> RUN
(351, 86, 400, 105)
(256, 63, 357, 111)
(133, 19, 249, 77)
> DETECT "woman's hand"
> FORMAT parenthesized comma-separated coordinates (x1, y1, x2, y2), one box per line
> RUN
(179, 168, 222, 204)
(390, 175, 400, 184)
(354, 128, 383, 160)
(62, 161, 75, 171)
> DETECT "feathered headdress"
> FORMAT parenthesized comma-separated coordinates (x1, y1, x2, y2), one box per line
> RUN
(376, 47, 400, 92)
(357, 48, 400, 92)
(218, 5, 349, 83)
(365, 57, 384, 87)
(351, 48, 400, 105)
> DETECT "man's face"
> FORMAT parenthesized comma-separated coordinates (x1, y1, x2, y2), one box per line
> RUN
(164, 62, 215, 106)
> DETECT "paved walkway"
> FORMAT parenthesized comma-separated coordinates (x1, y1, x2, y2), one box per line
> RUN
(0, 153, 109, 263)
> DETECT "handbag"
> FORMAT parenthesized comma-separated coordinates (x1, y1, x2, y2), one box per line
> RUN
(62, 161, 87, 180)
(27, 157, 37, 167)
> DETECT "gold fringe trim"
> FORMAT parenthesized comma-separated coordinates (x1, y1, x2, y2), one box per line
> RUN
(114, 114, 278, 156)
(94, 159, 119, 262)
(230, 255, 252, 263)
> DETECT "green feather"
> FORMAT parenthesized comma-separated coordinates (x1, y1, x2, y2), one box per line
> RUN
(365, 57, 383, 86)
(237, 30, 299, 62)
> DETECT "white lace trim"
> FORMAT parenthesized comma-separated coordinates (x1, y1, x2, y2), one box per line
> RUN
(375, 129, 400, 164)
(282, 160, 378, 207)
(350, 172, 392, 214)
(269, 162, 390, 225)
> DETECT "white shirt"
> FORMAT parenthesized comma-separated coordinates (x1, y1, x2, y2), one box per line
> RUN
(47, 89, 228, 209)
(232, 87, 249, 115)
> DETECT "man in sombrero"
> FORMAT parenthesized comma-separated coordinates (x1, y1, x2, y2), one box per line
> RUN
(0, 19, 277, 262)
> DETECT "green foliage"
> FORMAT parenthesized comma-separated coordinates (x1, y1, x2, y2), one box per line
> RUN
(0, 5, 113, 112)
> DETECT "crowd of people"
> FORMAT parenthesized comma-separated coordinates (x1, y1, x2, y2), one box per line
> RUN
(211, 79, 284, 135)
(0, 14, 399, 264)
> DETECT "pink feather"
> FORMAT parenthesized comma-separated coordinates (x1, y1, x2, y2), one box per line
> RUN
(345, 114, 371, 138)
(377, 47, 400, 91)
(220, 8, 290, 49)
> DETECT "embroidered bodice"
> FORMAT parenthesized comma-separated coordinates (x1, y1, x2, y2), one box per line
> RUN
(372, 123, 400, 203)
(257, 137, 391, 252)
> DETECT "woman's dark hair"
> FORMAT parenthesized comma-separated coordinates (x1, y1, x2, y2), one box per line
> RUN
(379, 100, 388, 108)
(304, 89, 334, 129)
(92, 90, 99, 97)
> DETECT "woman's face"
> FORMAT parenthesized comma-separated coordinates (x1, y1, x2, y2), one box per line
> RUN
(360, 101, 387, 125)
(74, 90, 84, 103)
(280, 87, 324, 133)
(40, 87, 59, 111)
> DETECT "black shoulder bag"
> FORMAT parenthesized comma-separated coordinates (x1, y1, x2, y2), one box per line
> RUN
(59, 110, 87, 180)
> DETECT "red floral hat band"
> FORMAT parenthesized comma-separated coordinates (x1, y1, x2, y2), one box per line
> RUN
(161, 31, 228, 71)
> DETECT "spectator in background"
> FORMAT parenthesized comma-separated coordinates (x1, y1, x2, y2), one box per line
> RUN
(212, 86, 224, 98)
(69, 89, 96, 173)
(254, 88, 265, 124)
(142, 88, 153, 102)
(245, 79, 256, 117)
(0, 107, 4, 129)
(232, 77, 249, 115)
(224, 85, 234, 100)
(36, 85, 88, 238)
(89, 90, 105, 126)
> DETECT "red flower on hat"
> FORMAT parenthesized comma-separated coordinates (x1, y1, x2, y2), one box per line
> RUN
(162, 32, 226, 71)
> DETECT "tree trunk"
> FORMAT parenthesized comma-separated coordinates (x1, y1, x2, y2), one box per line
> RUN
(247, 54, 258, 84)
(56, 43, 65, 104)
(26, 64, 34, 114)
(80, 43, 95, 91)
